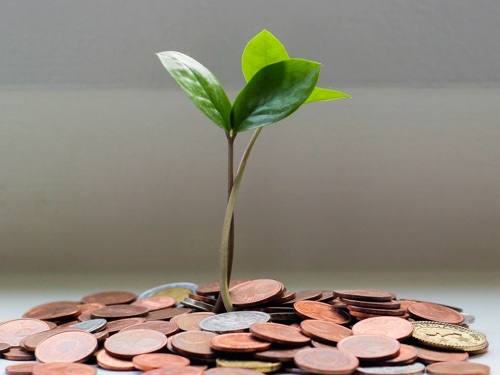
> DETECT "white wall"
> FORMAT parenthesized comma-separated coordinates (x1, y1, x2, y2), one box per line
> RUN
(1, 1, 499, 274)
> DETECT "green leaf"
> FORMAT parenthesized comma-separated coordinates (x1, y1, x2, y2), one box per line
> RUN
(231, 59, 321, 133)
(241, 29, 290, 82)
(305, 87, 351, 104)
(157, 51, 232, 132)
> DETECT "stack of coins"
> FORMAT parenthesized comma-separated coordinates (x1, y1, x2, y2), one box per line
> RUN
(0, 280, 491, 375)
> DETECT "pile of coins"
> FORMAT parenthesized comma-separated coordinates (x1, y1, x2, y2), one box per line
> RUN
(0, 279, 491, 375)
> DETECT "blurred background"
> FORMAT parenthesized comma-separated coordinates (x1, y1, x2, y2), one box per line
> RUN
(1, 1, 499, 281)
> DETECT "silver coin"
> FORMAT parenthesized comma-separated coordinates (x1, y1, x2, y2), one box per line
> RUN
(138, 282, 198, 301)
(356, 363, 425, 375)
(69, 319, 107, 333)
(461, 312, 476, 325)
(180, 298, 213, 312)
(199, 311, 271, 333)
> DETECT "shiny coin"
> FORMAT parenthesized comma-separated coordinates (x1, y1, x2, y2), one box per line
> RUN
(460, 312, 475, 325)
(294, 347, 359, 375)
(356, 362, 425, 375)
(95, 349, 135, 371)
(352, 316, 414, 341)
(199, 311, 270, 333)
(411, 321, 487, 352)
(81, 290, 137, 305)
(300, 319, 352, 344)
(32, 362, 96, 375)
(426, 361, 490, 375)
(229, 279, 285, 308)
(408, 302, 464, 324)
(215, 358, 281, 373)
(250, 322, 311, 346)
(120, 320, 178, 336)
(0, 319, 51, 346)
(333, 289, 395, 302)
(180, 297, 214, 312)
(132, 353, 190, 370)
(90, 304, 149, 319)
(69, 318, 107, 332)
(104, 328, 167, 358)
(170, 312, 215, 331)
(5, 362, 39, 375)
(337, 334, 400, 361)
(294, 300, 350, 324)
(138, 282, 198, 302)
(171, 330, 218, 359)
(132, 296, 177, 311)
(35, 330, 97, 363)
(413, 344, 469, 364)
(210, 332, 271, 353)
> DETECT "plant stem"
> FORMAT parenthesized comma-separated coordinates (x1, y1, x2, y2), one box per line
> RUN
(219, 127, 263, 312)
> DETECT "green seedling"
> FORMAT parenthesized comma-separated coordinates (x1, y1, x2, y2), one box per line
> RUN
(157, 30, 350, 312)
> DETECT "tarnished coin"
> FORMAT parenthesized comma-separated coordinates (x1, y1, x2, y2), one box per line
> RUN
(426, 361, 490, 375)
(210, 332, 271, 353)
(333, 289, 395, 302)
(411, 321, 487, 352)
(81, 290, 137, 305)
(95, 349, 135, 371)
(104, 328, 167, 358)
(229, 279, 285, 308)
(355, 362, 425, 375)
(170, 330, 218, 359)
(90, 304, 149, 319)
(294, 300, 350, 324)
(199, 311, 270, 333)
(132, 353, 190, 370)
(132, 296, 177, 311)
(32, 362, 96, 375)
(408, 302, 464, 324)
(171, 312, 215, 331)
(196, 279, 250, 296)
(300, 319, 352, 344)
(0, 319, 51, 346)
(352, 316, 414, 340)
(337, 334, 401, 361)
(413, 344, 469, 364)
(5, 362, 39, 375)
(106, 317, 146, 333)
(180, 297, 214, 312)
(69, 318, 107, 333)
(35, 330, 98, 363)
(215, 358, 281, 373)
(120, 320, 178, 336)
(250, 322, 311, 346)
(138, 282, 198, 302)
(294, 347, 359, 375)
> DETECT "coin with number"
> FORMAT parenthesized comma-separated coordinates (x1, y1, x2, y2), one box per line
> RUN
(104, 328, 167, 358)
(35, 330, 98, 363)
(294, 347, 359, 375)
(171, 330, 218, 359)
(210, 332, 271, 353)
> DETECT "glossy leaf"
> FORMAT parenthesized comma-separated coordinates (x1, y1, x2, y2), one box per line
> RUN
(241, 29, 290, 82)
(231, 59, 321, 133)
(305, 87, 351, 104)
(157, 51, 232, 132)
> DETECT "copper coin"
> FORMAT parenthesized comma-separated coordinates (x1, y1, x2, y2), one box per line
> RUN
(426, 362, 490, 375)
(35, 330, 97, 363)
(5, 362, 39, 375)
(250, 322, 310, 346)
(294, 300, 350, 324)
(229, 279, 285, 308)
(20, 327, 83, 351)
(188, 293, 218, 305)
(171, 312, 215, 331)
(145, 307, 193, 321)
(132, 296, 177, 311)
(311, 339, 336, 348)
(407, 302, 464, 324)
(22, 303, 81, 322)
(376, 344, 418, 365)
(141, 367, 204, 375)
(120, 320, 178, 336)
(32, 362, 96, 375)
(0, 319, 51, 346)
(282, 290, 323, 305)
(81, 290, 137, 305)
(170, 331, 218, 358)
(104, 328, 167, 358)
(333, 289, 395, 302)
(300, 319, 352, 344)
(254, 345, 310, 362)
(77, 311, 93, 322)
(341, 298, 401, 309)
(350, 310, 410, 321)
(3, 347, 36, 361)
(0, 342, 10, 352)
(348, 305, 406, 316)
(180, 297, 214, 312)
(95, 348, 135, 371)
(294, 347, 359, 375)
(272, 291, 297, 304)
(352, 316, 414, 341)
(205, 368, 264, 375)
(90, 304, 149, 319)
(413, 345, 469, 364)
(76, 303, 106, 314)
(106, 317, 146, 333)
(196, 278, 251, 296)
(210, 332, 271, 353)
(337, 334, 400, 361)
(132, 353, 190, 370)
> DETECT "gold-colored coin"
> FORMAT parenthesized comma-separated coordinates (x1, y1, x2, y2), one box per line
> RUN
(216, 358, 281, 373)
(411, 321, 487, 352)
